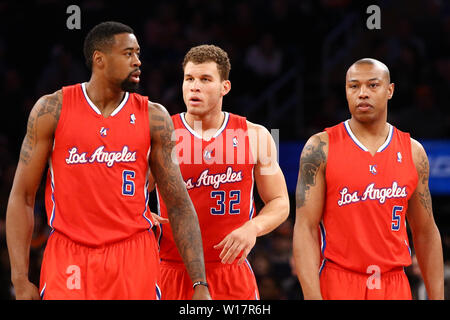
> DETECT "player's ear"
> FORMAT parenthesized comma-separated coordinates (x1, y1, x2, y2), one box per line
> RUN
(387, 82, 394, 100)
(221, 80, 231, 97)
(92, 50, 105, 70)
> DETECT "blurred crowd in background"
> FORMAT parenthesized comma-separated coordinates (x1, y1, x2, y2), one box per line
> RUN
(0, 0, 450, 299)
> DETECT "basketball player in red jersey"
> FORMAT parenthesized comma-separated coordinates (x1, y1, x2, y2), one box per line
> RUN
(150, 45, 290, 299)
(293, 58, 444, 300)
(6, 22, 210, 300)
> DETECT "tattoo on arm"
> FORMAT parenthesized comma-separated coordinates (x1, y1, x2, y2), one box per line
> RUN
(296, 136, 326, 208)
(417, 153, 433, 217)
(20, 111, 36, 165)
(149, 107, 206, 282)
(19, 91, 61, 165)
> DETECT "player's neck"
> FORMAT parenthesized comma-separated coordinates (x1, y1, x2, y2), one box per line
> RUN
(348, 118, 390, 155)
(85, 78, 126, 116)
(349, 118, 388, 137)
(185, 109, 225, 140)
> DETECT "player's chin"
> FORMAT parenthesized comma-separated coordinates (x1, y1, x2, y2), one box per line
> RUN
(353, 111, 377, 123)
(120, 78, 140, 93)
(186, 104, 206, 116)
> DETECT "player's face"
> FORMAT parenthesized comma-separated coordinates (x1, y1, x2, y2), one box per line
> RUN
(104, 33, 141, 92)
(345, 63, 394, 123)
(182, 61, 230, 117)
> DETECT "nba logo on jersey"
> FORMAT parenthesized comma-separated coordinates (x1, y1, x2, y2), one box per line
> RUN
(130, 114, 136, 124)
(397, 152, 402, 163)
(204, 150, 212, 161)
(369, 164, 377, 175)
(100, 127, 108, 137)
(232, 136, 238, 147)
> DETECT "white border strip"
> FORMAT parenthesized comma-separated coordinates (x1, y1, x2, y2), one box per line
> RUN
(81, 82, 129, 117)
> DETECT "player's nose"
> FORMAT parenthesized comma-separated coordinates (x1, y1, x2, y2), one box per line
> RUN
(132, 54, 141, 67)
(358, 85, 369, 98)
(190, 79, 201, 92)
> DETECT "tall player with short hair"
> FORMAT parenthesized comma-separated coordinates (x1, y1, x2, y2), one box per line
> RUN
(293, 58, 444, 300)
(6, 21, 210, 300)
(152, 44, 290, 299)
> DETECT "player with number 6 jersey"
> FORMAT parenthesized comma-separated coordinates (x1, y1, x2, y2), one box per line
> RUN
(6, 22, 210, 300)
(151, 45, 290, 300)
(46, 82, 153, 246)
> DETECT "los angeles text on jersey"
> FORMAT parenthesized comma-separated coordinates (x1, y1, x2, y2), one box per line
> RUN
(184, 167, 243, 190)
(338, 181, 408, 206)
(65, 145, 137, 167)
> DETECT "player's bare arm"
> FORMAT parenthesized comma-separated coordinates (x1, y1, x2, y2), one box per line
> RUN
(295, 133, 327, 208)
(292, 132, 328, 300)
(147, 173, 169, 226)
(406, 138, 444, 300)
(148, 102, 210, 299)
(214, 123, 290, 265)
(6, 90, 62, 300)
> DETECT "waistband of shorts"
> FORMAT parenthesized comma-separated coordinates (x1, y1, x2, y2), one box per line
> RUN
(50, 229, 150, 250)
(323, 259, 406, 276)
(161, 259, 249, 270)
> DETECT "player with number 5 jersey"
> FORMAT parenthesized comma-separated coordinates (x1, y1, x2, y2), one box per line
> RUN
(151, 45, 290, 300)
(293, 58, 444, 300)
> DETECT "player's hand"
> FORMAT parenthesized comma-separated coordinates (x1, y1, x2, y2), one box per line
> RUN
(13, 278, 40, 300)
(213, 220, 258, 265)
(192, 284, 212, 300)
(151, 212, 169, 226)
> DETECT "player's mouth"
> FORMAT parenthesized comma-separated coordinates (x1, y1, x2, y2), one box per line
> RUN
(189, 96, 202, 106)
(356, 102, 373, 111)
(130, 70, 141, 83)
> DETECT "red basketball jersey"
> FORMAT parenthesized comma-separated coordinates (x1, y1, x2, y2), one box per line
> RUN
(321, 120, 418, 273)
(44, 83, 153, 246)
(156, 112, 255, 263)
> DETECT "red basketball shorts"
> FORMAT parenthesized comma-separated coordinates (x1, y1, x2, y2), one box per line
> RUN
(39, 230, 161, 300)
(159, 259, 260, 300)
(319, 260, 412, 300)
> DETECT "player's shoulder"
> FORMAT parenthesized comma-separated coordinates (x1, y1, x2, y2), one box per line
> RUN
(409, 137, 428, 169)
(147, 100, 172, 122)
(38, 89, 62, 105)
(34, 89, 63, 121)
(246, 119, 270, 135)
(245, 120, 275, 150)
(147, 100, 175, 138)
(305, 131, 329, 148)
(300, 131, 329, 163)
(410, 137, 425, 152)
(147, 100, 167, 114)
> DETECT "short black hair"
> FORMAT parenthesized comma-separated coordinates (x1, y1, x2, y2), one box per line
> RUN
(83, 21, 134, 70)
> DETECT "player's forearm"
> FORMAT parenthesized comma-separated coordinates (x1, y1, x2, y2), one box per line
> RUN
(167, 195, 207, 283)
(413, 223, 444, 300)
(293, 220, 323, 300)
(6, 195, 35, 284)
(250, 195, 289, 237)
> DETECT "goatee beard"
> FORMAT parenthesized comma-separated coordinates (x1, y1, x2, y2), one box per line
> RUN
(120, 76, 139, 93)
